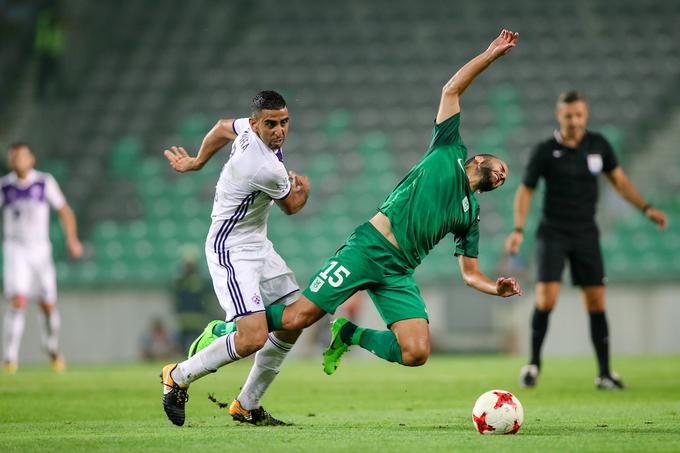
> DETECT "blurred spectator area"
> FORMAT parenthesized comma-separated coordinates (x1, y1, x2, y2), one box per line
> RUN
(2, 0, 679, 287)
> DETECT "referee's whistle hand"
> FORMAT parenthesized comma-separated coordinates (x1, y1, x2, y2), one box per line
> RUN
(504, 231, 523, 255)
(646, 207, 668, 230)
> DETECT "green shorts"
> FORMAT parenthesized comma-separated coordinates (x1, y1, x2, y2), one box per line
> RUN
(303, 222, 427, 327)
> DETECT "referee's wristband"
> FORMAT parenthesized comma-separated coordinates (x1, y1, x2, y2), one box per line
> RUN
(641, 204, 652, 214)
(513, 227, 524, 234)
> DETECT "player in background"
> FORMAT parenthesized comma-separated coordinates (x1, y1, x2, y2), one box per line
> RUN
(160, 91, 310, 426)
(505, 91, 668, 390)
(1, 143, 83, 374)
(191, 30, 523, 375)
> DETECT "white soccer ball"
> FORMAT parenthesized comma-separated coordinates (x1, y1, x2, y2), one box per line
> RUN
(471, 389, 524, 435)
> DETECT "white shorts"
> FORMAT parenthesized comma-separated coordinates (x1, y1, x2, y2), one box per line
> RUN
(206, 241, 299, 322)
(3, 241, 57, 303)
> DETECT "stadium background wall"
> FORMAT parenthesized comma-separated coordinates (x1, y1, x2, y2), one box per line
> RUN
(10, 285, 680, 364)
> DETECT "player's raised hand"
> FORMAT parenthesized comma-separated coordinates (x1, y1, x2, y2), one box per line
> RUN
(487, 29, 519, 59)
(496, 276, 523, 297)
(164, 146, 197, 173)
(645, 207, 668, 230)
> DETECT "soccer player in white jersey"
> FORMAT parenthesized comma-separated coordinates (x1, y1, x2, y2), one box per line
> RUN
(161, 91, 310, 426)
(1, 143, 83, 374)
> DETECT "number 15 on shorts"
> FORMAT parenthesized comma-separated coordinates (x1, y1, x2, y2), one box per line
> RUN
(309, 261, 351, 293)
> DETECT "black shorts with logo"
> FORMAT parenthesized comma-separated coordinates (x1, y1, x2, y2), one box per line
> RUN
(536, 222, 605, 286)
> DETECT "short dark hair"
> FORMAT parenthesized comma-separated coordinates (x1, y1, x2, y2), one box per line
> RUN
(557, 90, 586, 106)
(465, 153, 496, 166)
(8, 142, 30, 152)
(251, 90, 286, 116)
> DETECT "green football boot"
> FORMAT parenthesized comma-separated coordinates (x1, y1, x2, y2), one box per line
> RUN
(323, 317, 351, 375)
(187, 320, 236, 358)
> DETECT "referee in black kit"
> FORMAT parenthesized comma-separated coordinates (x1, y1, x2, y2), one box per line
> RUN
(505, 91, 668, 390)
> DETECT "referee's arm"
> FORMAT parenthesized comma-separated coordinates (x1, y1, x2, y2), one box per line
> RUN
(606, 167, 668, 229)
(505, 184, 535, 255)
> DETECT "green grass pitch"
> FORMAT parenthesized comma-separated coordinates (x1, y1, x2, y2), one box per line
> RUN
(1, 355, 679, 452)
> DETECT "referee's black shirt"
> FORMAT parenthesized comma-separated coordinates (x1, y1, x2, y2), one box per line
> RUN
(522, 130, 619, 229)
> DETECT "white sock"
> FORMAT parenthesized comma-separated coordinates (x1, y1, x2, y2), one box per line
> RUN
(174, 332, 241, 385)
(3, 308, 26, 363)
(42, 308, 61, 355)
(237, 333, 294, 410)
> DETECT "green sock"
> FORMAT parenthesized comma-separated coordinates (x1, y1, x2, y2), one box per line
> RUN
(355, 328, 403, 364)
(265, 304, 285, 332)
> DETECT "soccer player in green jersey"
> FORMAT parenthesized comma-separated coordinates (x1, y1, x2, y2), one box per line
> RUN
(192, 29, 522, 377)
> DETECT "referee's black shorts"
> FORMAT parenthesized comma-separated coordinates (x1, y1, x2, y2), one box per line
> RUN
(535, 222, 606, 286)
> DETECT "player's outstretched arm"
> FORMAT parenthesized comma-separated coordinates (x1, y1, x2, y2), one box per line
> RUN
(275, 171, 311, 215)
(436, 29, 519, 124)
(458, 255, 522, 297)
(606, 167, 668, 230)
(164, 119, 238, 172)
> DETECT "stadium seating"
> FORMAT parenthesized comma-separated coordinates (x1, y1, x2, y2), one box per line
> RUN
(6, 0, 680, 287)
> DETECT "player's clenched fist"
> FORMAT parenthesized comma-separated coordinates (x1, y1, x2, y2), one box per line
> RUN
(288, 171, 310, 194)
(496, 276, 522, 297)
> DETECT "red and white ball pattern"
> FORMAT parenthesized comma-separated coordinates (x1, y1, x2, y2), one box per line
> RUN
(471, 389, 524, 435)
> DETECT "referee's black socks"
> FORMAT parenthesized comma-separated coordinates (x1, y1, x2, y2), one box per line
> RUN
(589, 311, 610, 377)
(530, 307, 552, 369)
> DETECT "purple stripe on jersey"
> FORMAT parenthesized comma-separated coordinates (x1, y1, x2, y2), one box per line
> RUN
(222, 250, 246, 314)
(275, 148, 284, 162)
(223, 259, 245, 314)
(212, 219, 230, 254)
(214, 200, 246, 254)
(213, 191, 257, 254)
(220, 192, 258, 242)
(216, 192, 257, 283)
(232, 120, 238, 135)
(225, 250, 246, 313)
(1, 181, 46, 206)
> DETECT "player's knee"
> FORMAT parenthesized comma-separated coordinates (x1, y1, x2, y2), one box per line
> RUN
(11, 296, 27, 310)
(284, 305, 321, 330)
(237, 329, 269, 356)
(400, 343, 430, 367)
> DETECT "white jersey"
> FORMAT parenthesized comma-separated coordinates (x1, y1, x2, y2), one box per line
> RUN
(206, 118, 291, 254)
(1, 170, 65, 245)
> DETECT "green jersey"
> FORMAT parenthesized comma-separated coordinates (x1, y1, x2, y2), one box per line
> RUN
(378, 113, 480, 269)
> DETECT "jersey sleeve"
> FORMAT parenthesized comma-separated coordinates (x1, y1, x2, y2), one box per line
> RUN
(249, 164, 292, 200)
(45, 174, 66, 210)
(522, 144, 546, 188)
(232, 118, 251, 135)
(429, 113, 463, 150)
(454, 218, 480, 258)
(600, 136, 619, 173)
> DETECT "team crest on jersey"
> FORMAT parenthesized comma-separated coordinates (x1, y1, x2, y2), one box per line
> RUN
(252, 294, 262, 306)
(462, 196, 470, 213)
(587, 154, 603, 175)
(310, 276, 325, 293)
